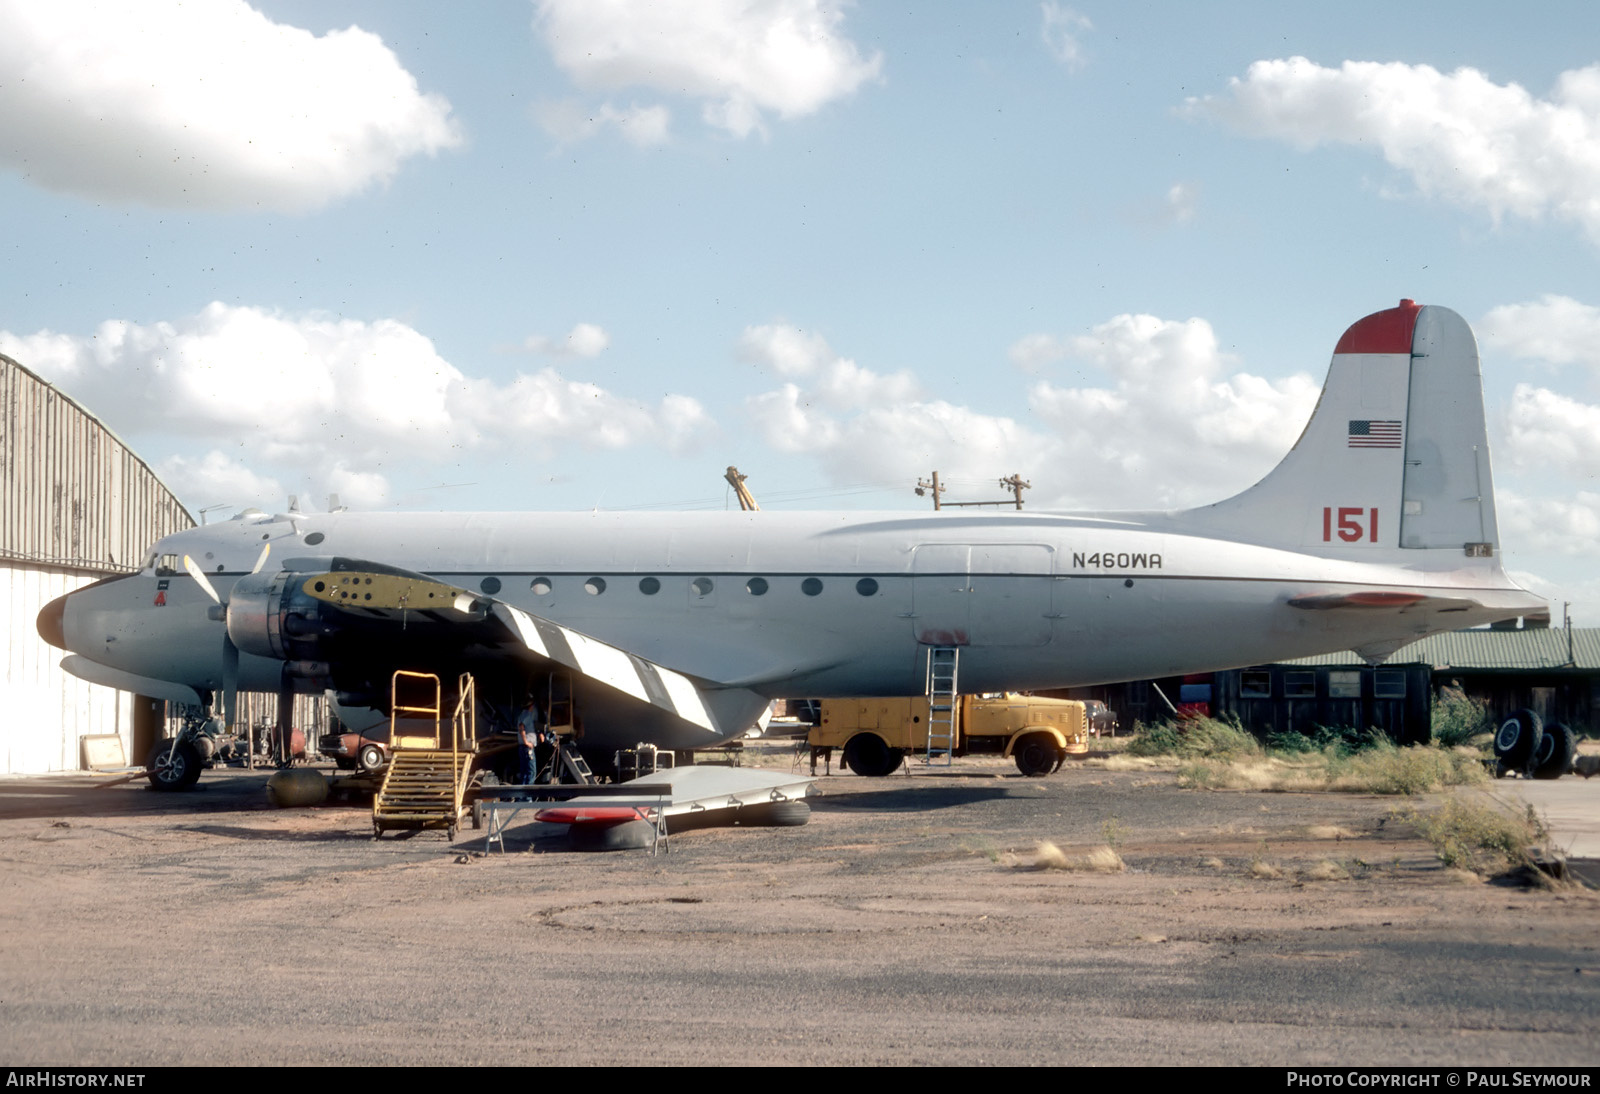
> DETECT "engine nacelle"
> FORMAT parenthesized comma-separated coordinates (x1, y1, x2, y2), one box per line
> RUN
(226, 571, 334, 662)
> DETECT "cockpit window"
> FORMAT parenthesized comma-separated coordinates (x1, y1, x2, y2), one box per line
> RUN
(155, 554, 180, 576)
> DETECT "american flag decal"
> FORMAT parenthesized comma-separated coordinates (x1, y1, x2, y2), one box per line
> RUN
(1347, 420, 1402, 448)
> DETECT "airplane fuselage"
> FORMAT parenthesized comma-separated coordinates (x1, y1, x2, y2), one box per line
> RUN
(41, 303, 1548, 755)
(56, 506, 1533, 745)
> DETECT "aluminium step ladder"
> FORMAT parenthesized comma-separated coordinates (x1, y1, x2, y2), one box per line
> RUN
(924, 646, 960, 766)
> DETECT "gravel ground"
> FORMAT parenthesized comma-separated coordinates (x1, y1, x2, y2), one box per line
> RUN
(0, 741, 1595, 1067)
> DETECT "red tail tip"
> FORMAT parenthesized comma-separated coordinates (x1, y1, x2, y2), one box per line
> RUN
(1334, 299, 1422, 355)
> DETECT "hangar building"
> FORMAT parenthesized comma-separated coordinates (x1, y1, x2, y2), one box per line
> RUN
(2, 353, 193, 773)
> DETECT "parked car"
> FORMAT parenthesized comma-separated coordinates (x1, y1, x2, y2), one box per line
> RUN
(319, 726, 390, 772)
(1084, 700, 1119, 737)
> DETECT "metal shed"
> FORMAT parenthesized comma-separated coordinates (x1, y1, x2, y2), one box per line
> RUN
(2, 353, 194, 773)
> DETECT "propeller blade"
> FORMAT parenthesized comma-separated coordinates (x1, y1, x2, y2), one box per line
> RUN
(250, 543, 271, 575)
(183, 555, 222, 604)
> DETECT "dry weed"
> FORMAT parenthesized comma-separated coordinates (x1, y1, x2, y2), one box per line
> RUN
(1307, 825, 1358, 840)
(1303, 860, 1349, 882)
(1031, 841, 1126, 872)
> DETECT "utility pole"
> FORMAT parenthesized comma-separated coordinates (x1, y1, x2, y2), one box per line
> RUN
(916, 471, 1031, 510)
(998, 473, 1030, 510)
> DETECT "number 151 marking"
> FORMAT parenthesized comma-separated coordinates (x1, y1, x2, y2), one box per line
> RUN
(1322, 506, 1378, 543)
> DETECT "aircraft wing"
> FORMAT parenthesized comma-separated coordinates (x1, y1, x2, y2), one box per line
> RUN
(229, 558, 769, 744)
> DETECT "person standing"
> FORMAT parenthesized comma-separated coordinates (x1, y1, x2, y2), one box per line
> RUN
(516, 695, 546, 787)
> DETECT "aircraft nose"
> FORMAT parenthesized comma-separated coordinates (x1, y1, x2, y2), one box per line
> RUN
(38, 593, 68, 650)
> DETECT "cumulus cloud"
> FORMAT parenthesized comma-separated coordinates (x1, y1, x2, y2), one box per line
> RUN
(522, 322, 612, 358)
(746, 313, 1320, 510)
(1502, 384, 1600, 473)
(739, 323, 919, 409)
(532, 99, 672, 147)
(0, 304, 710, 510)
(0, 0, 460, 212)
(1481, 295, 1600, 372)
(1027, 314, 1321, 506)
(1007, 333, 1068, 372)
(156, 452, 286, 511)
(1497, 490, 1600, 557)
(1040, 3, 1092, 69)
(534, 0, 882, 140)
(1187, 57, 1600, 240)
(1163, 182, 1198, 223)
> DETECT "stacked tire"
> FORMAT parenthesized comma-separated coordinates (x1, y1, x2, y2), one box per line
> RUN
(1493, 709, 1574, 778)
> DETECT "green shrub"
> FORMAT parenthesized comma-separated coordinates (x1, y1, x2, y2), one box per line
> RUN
(1431, 689, 1492, 747)
(1340, 738, 1488, 794)
(1128, 715, 1262, 759)
(1409, 796, 1545, 874)
(1265, 724, 1373, 756)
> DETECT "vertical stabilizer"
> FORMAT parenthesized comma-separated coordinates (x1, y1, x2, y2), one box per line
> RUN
(1399, 307, 1498, 551)
(1183, 300, 1500, 558)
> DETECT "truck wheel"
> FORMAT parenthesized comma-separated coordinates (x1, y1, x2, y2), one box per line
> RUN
(1014, 734, 1057, 777)
(1493, 709, 1542, 767)
(1532, 722, 1576, 779)
(843, 733, 903, 778)
(146, 739, 203, 792)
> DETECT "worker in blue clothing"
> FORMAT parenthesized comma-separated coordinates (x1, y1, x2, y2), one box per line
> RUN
(516, 694, 549, 787)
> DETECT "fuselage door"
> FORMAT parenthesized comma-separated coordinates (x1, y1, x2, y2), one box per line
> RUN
(911, 544, 971, 645)
(968, 543, 1053, 647)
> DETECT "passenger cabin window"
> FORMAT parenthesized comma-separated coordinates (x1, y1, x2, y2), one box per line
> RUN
(530, 578, 553, 595)
(746, 577, 768, 596)
(801, 577, 823, 596)
(638, 577, 661, 595)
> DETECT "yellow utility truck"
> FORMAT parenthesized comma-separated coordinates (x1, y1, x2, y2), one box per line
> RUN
(808, 694, 1088, 777)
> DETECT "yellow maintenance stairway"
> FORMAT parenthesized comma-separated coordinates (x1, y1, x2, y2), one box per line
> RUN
(372, 671, 478, 840)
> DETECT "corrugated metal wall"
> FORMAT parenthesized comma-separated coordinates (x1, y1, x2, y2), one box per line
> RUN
(2, 353, 191, 572)
(3, 562, 135, 771)
(3, 354, 195, 773)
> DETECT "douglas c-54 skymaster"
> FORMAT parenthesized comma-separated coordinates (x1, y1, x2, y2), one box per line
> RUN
(39, 300, 1545, 781)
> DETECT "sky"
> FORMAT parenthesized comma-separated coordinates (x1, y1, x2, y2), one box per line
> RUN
(2, 1, 1597, 622)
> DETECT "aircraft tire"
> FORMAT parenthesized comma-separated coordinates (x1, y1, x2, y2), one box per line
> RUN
(357, 744, 386, 773)
(843, 733, 902, 778)
(1014, 734, 1057, 777)
(1532, 722, 1576, 779)
(569, 819, 655, 852)
(145, 739, 203, 792)
(736, 800, 811, 827)
(1493, 709, 1543, 767)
